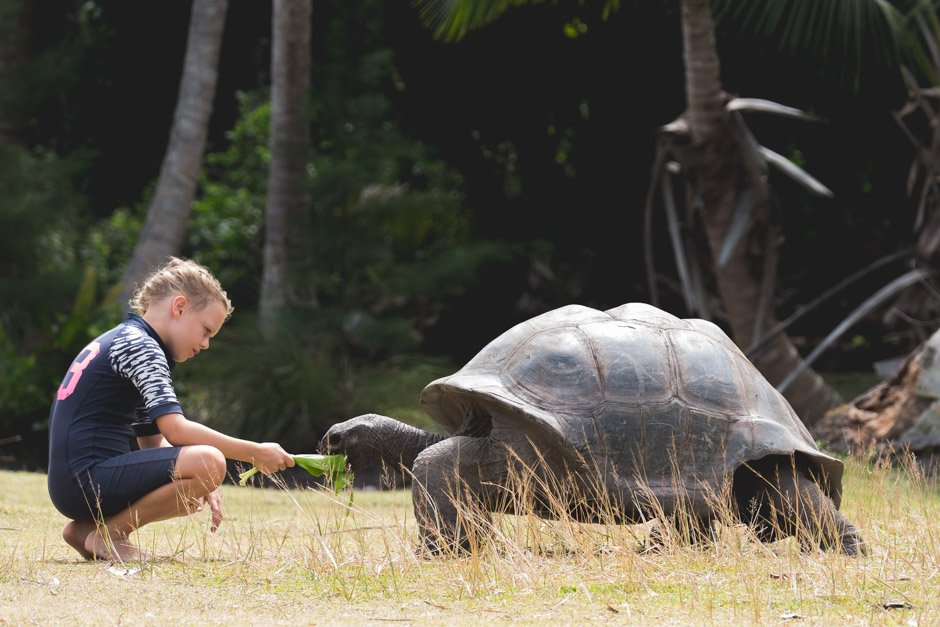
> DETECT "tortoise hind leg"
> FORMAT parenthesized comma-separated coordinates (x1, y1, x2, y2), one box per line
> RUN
(735, 457, 867, 556)
(411, 436, 493, 556)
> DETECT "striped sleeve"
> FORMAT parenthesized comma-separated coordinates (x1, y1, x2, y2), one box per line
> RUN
(109, 325, 183, 422)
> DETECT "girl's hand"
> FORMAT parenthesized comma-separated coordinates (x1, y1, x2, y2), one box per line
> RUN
(193, 488, 224, 532)
(251, 442, 295, 475)
(206, 488, 223, 532)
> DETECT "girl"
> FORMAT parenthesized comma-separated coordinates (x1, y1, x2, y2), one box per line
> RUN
(47, 257, 294, 562)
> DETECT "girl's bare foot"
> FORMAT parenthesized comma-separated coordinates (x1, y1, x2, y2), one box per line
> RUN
(62, 520, 97, 560)
(84, 530, 148, 563)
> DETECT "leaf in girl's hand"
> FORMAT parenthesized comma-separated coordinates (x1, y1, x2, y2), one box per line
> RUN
(236, 454, 350, 492)
(237, 466, 259, 487)
(291, 454, 351, 491)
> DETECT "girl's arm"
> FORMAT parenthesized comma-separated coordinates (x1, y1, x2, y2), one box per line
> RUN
(155, 412, 294, 474)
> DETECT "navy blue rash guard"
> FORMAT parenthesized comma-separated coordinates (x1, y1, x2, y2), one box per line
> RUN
(48, 313, 184, 521)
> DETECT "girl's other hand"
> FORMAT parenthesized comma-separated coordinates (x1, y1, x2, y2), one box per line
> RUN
(206, 488, 223, 532)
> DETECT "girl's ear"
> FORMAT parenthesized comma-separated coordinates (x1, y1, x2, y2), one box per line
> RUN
(171, 294, 189, 319)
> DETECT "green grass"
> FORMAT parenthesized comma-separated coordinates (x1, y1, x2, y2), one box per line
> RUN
(0, 455, 937, 624)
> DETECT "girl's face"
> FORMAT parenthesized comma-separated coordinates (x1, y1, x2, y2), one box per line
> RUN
(166, 296, 227, 363)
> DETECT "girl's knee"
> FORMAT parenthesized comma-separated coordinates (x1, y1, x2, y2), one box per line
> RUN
(178, 445, 226, 487)
(197, 446, 227, 484)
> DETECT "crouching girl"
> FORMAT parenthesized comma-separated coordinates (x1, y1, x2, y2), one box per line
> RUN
(47, 257, 294, 562)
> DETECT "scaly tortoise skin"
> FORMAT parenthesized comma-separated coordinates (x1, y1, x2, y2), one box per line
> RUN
(322, 303, 866, 555)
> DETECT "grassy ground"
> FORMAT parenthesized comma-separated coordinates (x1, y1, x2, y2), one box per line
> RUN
(1, 455, 937, 625)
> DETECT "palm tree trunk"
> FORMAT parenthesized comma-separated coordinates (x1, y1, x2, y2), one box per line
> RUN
(119, 0, 228, 308)
(679, 0, 842, 428)
(259, 0, 314, 336)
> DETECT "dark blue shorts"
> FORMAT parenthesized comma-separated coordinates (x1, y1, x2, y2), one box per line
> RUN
(49, 447, 182, 521)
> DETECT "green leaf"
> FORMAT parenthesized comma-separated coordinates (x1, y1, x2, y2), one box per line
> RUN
(237, 454, 351, 492)
(292, 454, 352, 492)
(237, 466, 259, 486)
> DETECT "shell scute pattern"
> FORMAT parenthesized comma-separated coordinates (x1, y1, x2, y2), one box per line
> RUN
(419, 303, 842, 504)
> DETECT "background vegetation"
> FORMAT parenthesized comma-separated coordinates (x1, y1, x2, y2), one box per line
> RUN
(0, 1, 929, 466)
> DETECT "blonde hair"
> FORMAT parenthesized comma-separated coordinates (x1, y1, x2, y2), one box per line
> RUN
(130, 257, 234, 319)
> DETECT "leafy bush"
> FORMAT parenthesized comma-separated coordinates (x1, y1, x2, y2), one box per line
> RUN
(176, 0, 526, 443)
(0, 140, 111, 445)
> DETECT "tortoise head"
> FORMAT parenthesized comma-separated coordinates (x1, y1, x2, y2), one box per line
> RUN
(318, 413, 401, 471)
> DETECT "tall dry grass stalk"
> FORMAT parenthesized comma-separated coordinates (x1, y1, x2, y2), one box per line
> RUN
(0, 452, 937, 624)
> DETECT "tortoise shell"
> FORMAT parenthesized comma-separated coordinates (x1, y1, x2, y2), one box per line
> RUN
(420, 303, 843, 509)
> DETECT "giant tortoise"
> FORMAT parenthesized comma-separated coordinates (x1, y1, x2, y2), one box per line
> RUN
(320, 303, 866, 555)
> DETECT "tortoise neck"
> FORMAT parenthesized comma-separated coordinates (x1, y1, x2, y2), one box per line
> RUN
(385, 422, 447, 470)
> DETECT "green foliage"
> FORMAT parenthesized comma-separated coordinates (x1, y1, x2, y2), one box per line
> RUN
(0, 142, 80, 280)
(81, 203, 145, 293)
(0, 141, 122, 436)
(710, 0, 907, 89)
(182, 311, 453, 449)
(0, 269, 123, 435)
(411, 0, 624, 43)
(187, 182, 264, 308)
(181, 91, 266, 301)
(347, 355, 454, 433)
(183, 314, 343, 445)
(413, 0, 536, 43)
(0, 329, 44, 421)
(178, 0, 524, 442)
(711, 0, 905, 60)
(895, 0, 940, 87)
(0, 1, 73, 134)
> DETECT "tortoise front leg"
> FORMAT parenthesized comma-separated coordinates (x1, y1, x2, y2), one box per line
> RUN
(747, 460, 867, 556)
(411, 436, 493, 555)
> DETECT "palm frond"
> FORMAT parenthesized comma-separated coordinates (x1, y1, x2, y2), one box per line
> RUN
(716, 187, 758, 268)
(662, 171, 699, 315)
(711, 0, 906, 70)
(759, 146, 834, 197)
(726, 97, 822, 123)
(412, 0, 527, 42)
(777, 267, 931, 393)
(746, 248, 913, 358)
(643, 145, 670, 306)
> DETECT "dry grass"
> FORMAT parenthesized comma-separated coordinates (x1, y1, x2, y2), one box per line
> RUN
(0, 454, 937, 625)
